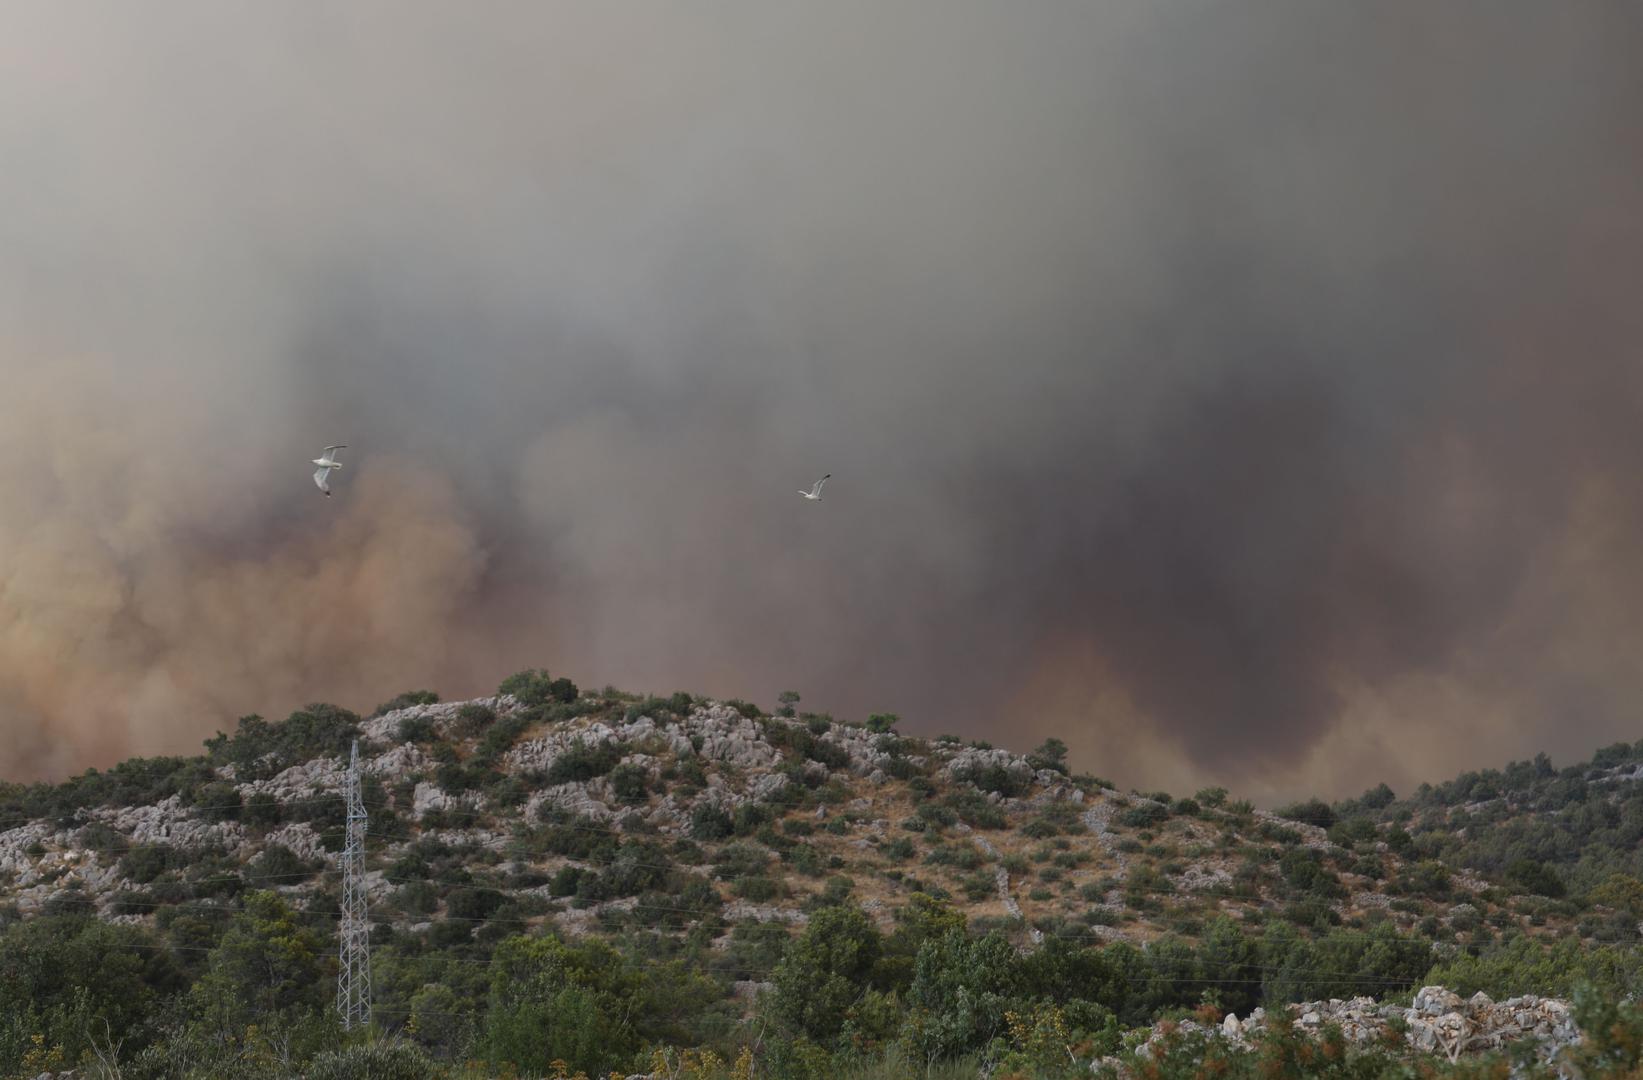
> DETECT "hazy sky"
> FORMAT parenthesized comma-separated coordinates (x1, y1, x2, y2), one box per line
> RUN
(1, 3, 1640, 802)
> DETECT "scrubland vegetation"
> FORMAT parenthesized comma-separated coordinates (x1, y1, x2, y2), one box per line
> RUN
(4, 672, 1643, 1078)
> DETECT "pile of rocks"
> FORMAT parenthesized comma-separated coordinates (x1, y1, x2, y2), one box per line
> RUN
(1113, 986, 1581, 1072)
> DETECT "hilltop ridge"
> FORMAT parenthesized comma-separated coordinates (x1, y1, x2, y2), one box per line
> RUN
(5, 672, 1643, 1077)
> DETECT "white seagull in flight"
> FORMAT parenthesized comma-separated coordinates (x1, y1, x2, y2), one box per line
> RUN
(312, 445, 347, 497)
(799, 474, 830, 501)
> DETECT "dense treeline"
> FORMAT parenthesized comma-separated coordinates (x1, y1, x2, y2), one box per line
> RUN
(5, 888, 1643, 1079)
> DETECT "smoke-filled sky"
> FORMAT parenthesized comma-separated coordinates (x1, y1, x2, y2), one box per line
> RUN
(1, 3, 1640, 802)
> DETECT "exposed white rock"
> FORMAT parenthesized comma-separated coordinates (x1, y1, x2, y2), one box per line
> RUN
(1099, 987, 1583, 1075)
(241, 757, 345, 802)
(412, 782, 454, 818)
(943, 747, 1036, 791)
(0, 823, 52, 877)
(263, 822, 325, 860)
(1414, 986, 1463, 1016)
(540, 780, 627, 823)
(361, 697, 511, 743)
(722, 901, 808, 925)
(365, 742, 431, 780)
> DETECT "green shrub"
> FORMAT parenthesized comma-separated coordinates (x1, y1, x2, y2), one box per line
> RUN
(801, 735, 850, 771)
(397, 715, 436, 743)
(608, 763, 649, 804)
(119, 843, 185, 884)
(191, 781, 242, 822)
(1117, 803, 1168, 828)
(455, 703, 496, 736)
(204, 704, 361, 774)
(1021, 818, 1059, 839)
(394, 881, 439, 915)
(789, 844, 824, 877)
(428, 920, 472, 948)
(1279, 848, 1344, 899)
(733, 803, 771, 835)
(951, 763, 1030, 798)
(242, 791, 282, 827)
(372, 690, 439, 718)
(1327, 816, 1379, 847)
(497, 668, 578, 707)
(1394, 859, 1453, 900)
(690, 803, 733, 841)
(100, 887, 155, 917)
(435, 761, 488, 794)
(545, 741, 621, 785)
(408, 983, 471, 1056)
(924, 843, 985, 871)
(733, 875, 781, 901)
(1275, 798, 1336, 829)
(770, 906, 883, 1041)
(76, 821, 122, 850)
(915, 803, 958, 829)
(245, 844, 314, 888)
(548, 866, 584, 897)
(1027, 738, 1069, 775)
(884, 757, 923, 781)
(959, 871, 996, 902)
(1506, 858, 1566, 898)
(804, 875, 855, 911)
(447, 886, 507, 922)
(672, 757, 707, 790)
(944, 790, 1007, 829)
(903, 930, 1023, 1059)
(473, 714, 531, 763)
(882, 837, 917, 860)
(712, 841, 771, 880)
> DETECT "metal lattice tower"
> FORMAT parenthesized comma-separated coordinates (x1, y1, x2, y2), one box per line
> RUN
(337, 739, 372, 1030)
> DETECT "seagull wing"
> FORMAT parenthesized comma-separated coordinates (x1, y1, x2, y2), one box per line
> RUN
(814, 474, 829, 494)
(313, 465, 332, 493)
(323, 444, 347, 456)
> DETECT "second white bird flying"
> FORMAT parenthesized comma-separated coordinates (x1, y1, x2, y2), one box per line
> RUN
(313, 445, 347, 497)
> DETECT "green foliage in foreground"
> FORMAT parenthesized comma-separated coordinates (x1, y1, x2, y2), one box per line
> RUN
(9, 883, 1643, 1080)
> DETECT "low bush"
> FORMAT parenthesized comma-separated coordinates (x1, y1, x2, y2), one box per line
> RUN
(545, 741, 621, 785)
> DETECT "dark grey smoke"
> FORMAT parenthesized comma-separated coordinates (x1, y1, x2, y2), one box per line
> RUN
(1, 3, 1639, 799)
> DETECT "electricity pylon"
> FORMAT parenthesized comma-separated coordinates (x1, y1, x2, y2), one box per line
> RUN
(337, 739, 372, 1030)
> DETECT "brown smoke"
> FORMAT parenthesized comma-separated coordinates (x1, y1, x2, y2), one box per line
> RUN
(1, 3, 1641, 798)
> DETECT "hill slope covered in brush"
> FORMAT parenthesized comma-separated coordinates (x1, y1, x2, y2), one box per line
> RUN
(4, 669, 1643, 1078)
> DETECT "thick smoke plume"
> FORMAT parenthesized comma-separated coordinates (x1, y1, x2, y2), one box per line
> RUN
(1, 3, 1640, 800)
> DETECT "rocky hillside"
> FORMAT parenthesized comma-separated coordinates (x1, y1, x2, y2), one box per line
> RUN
(0, 677, 1593, 953)
(8, 672, 1643, 1079)
(1334, 738, 1643, 922)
